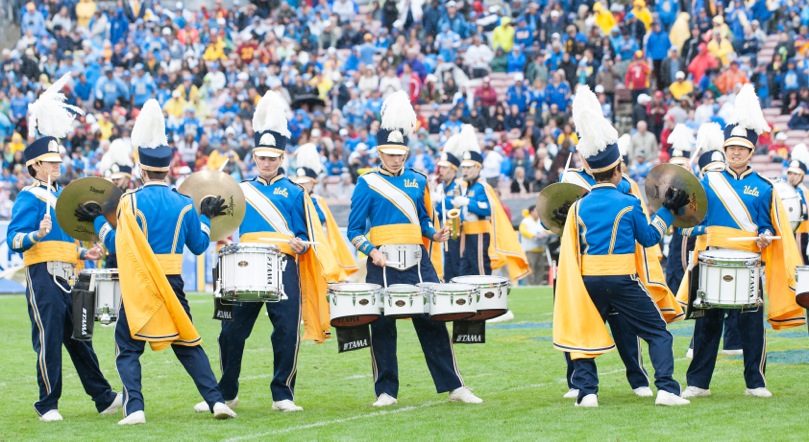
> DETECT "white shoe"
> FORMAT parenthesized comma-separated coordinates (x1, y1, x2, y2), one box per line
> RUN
(633, 387, 653, 397)
(449, 386, 483, 404)
(563, 388, 579, 399)
(39, 409, 63, 422)
(272, 400, 303, 412)
(100, 393, 123, 415)
(574, 394, 598, 407)
(685, 348, 693, 359)
(655, 390, 690, 406)
(372, 393, 398, 407)
(118, 411, 145, 425)
(745, 387, 773, 398)
(721, 349, 743, 356)
(212, 402, 237, 419)
(487, 310, 514, 323)
(194, 397, 237, 413)
(681, 386, 711, 398)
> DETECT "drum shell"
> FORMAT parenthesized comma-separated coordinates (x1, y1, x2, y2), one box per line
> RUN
(426, 283, 478, 321)
(383, 284, 425, 319)
(328, 283, 383, 327)
(450, 275, 509, 320)
(218, 243, 286, 302)
(795, 266, 809, 308)
(696, 250, 761, 308)
(774, 181, 802, 231)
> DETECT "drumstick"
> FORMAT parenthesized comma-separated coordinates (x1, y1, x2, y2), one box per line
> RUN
(560, 152, 573, 183)
(726, 236, 781, 241)
(219, 158, 229, 172)
(45, 175, 51, 235)
(257, 237, 320, 246)
(441, 182, 447, 252)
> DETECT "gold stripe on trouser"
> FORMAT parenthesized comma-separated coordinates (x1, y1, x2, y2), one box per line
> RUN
(580, 254, 635, 276)
(26, 268, 51, 394)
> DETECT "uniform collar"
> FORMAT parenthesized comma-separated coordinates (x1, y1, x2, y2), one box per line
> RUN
(377, 166, 404, 177)
(256, 173, 285, 185)
(32, 179, 57, 192)
(143, 181, 169, 188)
(592, 183, 616, 189)
(725, 167, 753, 180)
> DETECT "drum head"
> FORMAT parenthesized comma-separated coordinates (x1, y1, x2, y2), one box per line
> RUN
(385, 284, 419, 294)
(699, 249, 760, 261)
(329, 283, 382, 293)
(431, 283, 478, 294)
(451, 275, 508, 286)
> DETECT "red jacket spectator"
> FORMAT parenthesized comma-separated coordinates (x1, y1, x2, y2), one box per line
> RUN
(625, 56, 651, 91)
(474, 78, 499, 107)
(687, 43, 719, 84)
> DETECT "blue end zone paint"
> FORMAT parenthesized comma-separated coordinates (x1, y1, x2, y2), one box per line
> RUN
(767, 350, 809, 364)
(488, 322, 553, 330)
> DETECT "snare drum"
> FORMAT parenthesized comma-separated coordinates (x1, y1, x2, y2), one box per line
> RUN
(795, 266, 809, 308)
(696, 249, 761, 309)
(422, 283, 478, 321)
(774, 181, 802, 231)
(328, 283, 383, 327)
(450, 275, 509, 320)
(81, 268, 121, 324)
(383, 284, 425, 318)
(218, 243, 286, 302)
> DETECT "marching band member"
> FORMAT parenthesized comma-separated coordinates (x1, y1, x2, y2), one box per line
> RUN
(665, 124, 696, 294)
(8, 74, 122, 422)
(557, 133, 684, 399)
(452, 124, 530, 282)
(78, 99, 236, 424)
(347, 91, 482, 407)
(291, 142, 358, 281)
(679, 124, 743, 359)
(98, 138, 134, 268)
(553, 85, 691, 407)
(785, 143, 809, 263)
(678, 84, 806, 399)
(434, 133, 463, 282)
(194, 92, 333, 414)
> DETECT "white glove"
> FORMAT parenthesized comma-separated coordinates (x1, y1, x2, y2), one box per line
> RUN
(452, 196, 470, 207)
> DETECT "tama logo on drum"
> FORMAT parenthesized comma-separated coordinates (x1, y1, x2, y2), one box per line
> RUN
(456, 334, 482, 342)
(343, 339, 368, 351)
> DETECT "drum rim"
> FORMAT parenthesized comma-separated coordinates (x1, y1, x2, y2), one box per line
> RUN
(429, 283, 479, 293)
(450, 275, 509, 286)
(329, 283, 383, 292)
(219, 242, 283, 254)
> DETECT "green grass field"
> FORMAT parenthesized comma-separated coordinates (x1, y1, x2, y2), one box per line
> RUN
(1, 287, 808, 441)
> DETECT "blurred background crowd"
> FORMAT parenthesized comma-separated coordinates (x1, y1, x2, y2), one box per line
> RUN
(0, 0, 805, 227)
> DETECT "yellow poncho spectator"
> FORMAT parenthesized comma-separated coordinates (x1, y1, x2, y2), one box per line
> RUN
(631, 0, 652, 31)
(593, 2, 617, 35)
(492, 17, 515, 53)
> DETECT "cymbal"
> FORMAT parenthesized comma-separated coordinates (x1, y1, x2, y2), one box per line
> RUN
(178, 169, 246, 241)
(536, 183, 589, 236)
(56, 177, 122, 241)
(644, 164, 708, 228)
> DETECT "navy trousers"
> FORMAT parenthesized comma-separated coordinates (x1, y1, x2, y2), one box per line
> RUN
(442, 237, 462, 282)
(217, 259, 301, 402)
(573, 275, 680, 400)
(687, 310, 743, 351)
(460, 233, 492, 276)
(115, 275, 223, 415)
(686, 306, 766, 389)
(366, 247, 464, 398)
(25, 263, 117, 415)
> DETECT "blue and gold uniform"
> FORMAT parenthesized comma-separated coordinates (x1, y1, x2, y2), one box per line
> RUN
(14, 75, 121, 421)
(88, 99, 232, 423)
(348, 165, 467, 399)
(8, 139, 119, 417)
(434, 178, 462, 281)
(457, 178, 493, 275)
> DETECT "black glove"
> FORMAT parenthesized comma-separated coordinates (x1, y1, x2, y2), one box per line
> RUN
(662, 188, 689, 212)
(75, 202, 103, 223)
(200, 196, 228, 218)
(552, 202, 572, 222)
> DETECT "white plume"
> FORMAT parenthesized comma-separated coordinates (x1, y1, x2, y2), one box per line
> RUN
(792, 143, 809, 166)
(617, 134, 631, 156)
(131, 99, 168, 149)
(98, 139, 133, 174)
(295, 143, 323, 174)
(572, 84, 618, 158)
(458, 124, 480, 154)
(253, 90, 291, 137)
(668, 124, 694, 153)
(696, 122, 724, 152)
(28, 73, 84, 139)
(380, 90, 416, 137)
(731, 84, 770, 135)
(442, 133, 463, 159)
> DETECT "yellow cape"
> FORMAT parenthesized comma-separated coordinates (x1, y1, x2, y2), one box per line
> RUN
(312, 195, 358, 280)
(481, 183, 531, 281)
(242, 193, 333, 342)
(676, 190, 807, 329)
(552, 202, 615, 359)
(115, 194, 201, 351)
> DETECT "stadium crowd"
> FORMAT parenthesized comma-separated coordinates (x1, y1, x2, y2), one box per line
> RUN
(0, 0, 804, 222)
